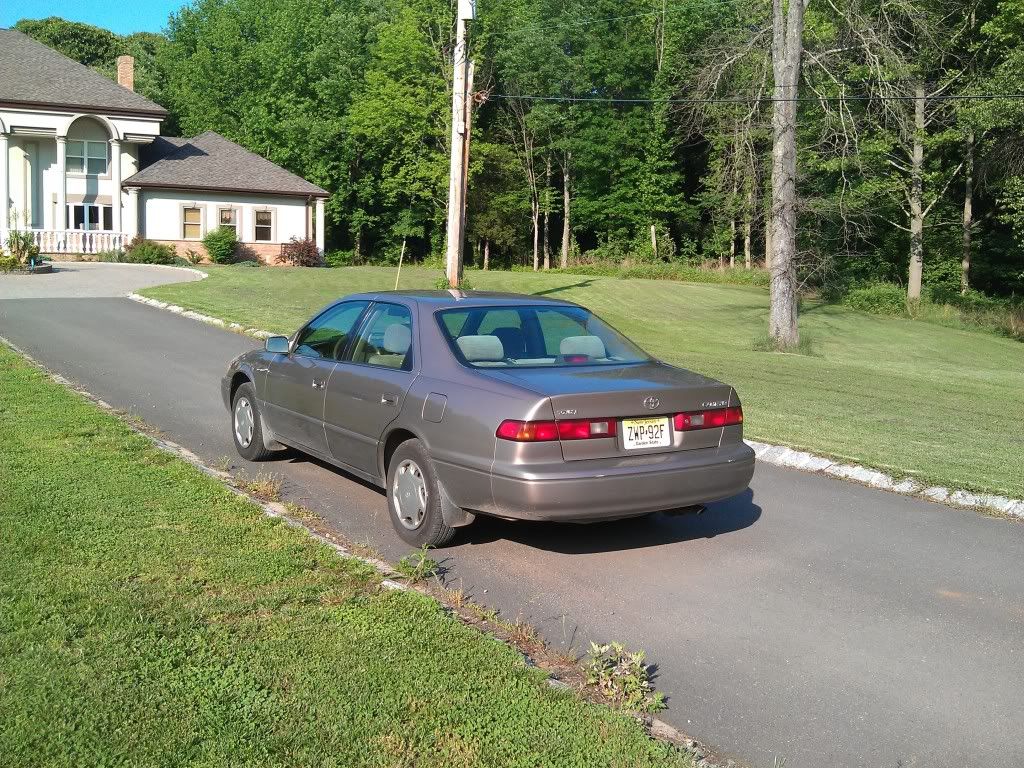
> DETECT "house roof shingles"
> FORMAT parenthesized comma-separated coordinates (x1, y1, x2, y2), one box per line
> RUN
(0, 29, 167, 117)
(125, 131, 329, 198)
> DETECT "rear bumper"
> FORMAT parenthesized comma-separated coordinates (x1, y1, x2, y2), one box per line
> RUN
(489, 441, 755, 521)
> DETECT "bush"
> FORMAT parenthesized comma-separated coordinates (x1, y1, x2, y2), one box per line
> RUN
(277, 237, 324, 267)
(96, 249, 126, 262)
(0, 254, 20, 272)
(325, 249, 355, 268)
(124, 239, 176, 265)
(184, 249, 203, 265)
(842, 283, 908, 316)
(6, 230, 40, 266)
(202, 227, 238, 264)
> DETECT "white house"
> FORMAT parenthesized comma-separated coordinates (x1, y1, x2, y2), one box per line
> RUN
(0, 29, 328, 261)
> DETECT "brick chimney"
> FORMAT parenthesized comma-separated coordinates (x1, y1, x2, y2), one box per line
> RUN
(117, 55, 135, 91)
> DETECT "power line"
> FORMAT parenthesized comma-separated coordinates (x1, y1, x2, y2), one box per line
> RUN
(489, 91, 1024, 105)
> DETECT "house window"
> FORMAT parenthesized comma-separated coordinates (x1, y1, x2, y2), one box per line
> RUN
(254, 210, 273, 242)
(68, 204, 112, 231)
(67, 140, 108, 175)
(183, 207, 202, 239)
(218, 208, 238, 236)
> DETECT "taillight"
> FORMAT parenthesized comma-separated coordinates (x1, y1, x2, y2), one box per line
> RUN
(673, 406, 743, 432)
(496, 418, 617, 442)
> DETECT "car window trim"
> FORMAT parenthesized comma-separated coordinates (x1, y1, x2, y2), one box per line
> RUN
(292, 300, 372, 361)
(340, 300, 416, 372)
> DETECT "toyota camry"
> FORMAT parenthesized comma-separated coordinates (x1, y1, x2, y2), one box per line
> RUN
(223, 291, 755, 546)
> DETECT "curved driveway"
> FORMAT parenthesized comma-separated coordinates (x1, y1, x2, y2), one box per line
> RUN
(1, 264, 1022, 768)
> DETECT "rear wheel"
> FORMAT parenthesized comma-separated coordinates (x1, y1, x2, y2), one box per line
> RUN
(232, 382, 274, 462)
(387, 439, 456, 547)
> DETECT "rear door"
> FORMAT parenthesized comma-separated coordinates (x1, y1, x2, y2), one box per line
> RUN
(264, 300, 370, 453)
(324, 302, 417, 477)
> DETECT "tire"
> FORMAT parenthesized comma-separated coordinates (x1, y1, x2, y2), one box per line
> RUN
(231, 382, 274, 462)
(386, 439, 456, 547)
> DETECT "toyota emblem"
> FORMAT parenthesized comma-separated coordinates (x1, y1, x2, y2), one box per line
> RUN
(643, 396, 660, 410)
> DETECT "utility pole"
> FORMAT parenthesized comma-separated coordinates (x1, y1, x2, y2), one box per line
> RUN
(445, 0, 476, 288)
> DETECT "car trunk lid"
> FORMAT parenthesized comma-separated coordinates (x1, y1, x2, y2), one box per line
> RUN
(481, 362, 738, 460)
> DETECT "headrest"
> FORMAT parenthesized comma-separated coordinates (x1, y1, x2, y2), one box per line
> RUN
(560, 335, 606, 359)
(456, 335, 505, 362)
(492, 326, 526, 357)
(383, 324, 411, 354)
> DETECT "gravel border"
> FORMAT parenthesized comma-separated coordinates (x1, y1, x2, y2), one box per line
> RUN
(127, 292, 1024, 521)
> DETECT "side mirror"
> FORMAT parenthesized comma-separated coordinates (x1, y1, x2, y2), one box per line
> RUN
(265, 335, 290, 354)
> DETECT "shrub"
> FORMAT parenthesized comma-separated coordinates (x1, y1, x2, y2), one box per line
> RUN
(325, 249, 355, 268)
(96, 249, 126, 262)
(0, 254, 20, 272)
(184, 249, 204, 265)
(6, 230, 40, 266)
(842, 283, 908, 316)
(202, 227, 239, 264)
(277, 237, 324, 267)
(124, 239, 176, 265)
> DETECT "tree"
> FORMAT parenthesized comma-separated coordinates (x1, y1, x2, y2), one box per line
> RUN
(768, 0, 810, 347)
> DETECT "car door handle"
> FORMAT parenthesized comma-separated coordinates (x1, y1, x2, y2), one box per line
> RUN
(311, 378, 326, 390)
(381, 393, 398, 406)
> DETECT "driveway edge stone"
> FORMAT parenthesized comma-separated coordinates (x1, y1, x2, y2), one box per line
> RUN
(126, 292, 1024, 522)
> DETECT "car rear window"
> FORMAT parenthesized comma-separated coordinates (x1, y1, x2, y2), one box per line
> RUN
(436, 305, 650, 368)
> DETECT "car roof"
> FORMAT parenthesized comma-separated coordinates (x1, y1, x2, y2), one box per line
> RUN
(342, 290, 582, 309)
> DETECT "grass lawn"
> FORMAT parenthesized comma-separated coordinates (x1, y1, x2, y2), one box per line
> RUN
(142, 265, 1024, 498)
(0, 345, 689, 767)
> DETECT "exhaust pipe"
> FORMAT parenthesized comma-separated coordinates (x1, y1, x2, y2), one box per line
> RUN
(664, 504, 706, 517)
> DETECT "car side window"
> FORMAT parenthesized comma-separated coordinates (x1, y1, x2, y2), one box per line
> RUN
(293, 301, 369, 360)
(349, 304, 414, 371)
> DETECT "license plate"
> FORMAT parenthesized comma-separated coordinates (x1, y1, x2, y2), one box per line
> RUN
(622, 417, 671, 450)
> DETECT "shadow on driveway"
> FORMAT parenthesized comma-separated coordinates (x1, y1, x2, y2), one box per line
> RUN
(460, 489, 761, 554)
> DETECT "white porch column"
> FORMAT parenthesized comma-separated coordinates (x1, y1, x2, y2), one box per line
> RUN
(314, 197, 325, 253)
(0, 133, 9, 244)
(124, 187, 139, 240)
(110, 139, 122, 233)
(55, 136, 67, 231)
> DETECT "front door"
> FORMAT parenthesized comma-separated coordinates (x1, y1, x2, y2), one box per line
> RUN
(264, 300, 370, 453)
(325, 302, 416, 477)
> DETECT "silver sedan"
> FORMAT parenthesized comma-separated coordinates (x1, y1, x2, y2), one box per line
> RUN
(223, 291, 755, 546)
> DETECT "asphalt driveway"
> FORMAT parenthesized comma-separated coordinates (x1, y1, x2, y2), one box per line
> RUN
(1, 264, 1021, 768)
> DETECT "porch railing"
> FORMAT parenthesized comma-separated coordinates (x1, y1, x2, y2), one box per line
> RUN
(27, 230, 126, 255)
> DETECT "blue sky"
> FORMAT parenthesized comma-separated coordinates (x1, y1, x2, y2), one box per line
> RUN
(1, 0, 181, 35)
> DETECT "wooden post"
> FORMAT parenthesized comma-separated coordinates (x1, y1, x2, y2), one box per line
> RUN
(445, 17, 469, 288)
(394, 237, 407, 290)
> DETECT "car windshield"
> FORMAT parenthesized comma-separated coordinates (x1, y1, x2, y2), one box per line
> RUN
(436, 305, 651, 368)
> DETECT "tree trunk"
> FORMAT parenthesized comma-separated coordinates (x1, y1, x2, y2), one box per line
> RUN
(765, 219, 773, 272)
(560, 153, 571, 268)
(745, 175, 755, 269)
(961, 131, 974, 296)
(532, 198, 540, 271)
(768, 0, 806, 348)
(650, 224, 659, 260)
(543, 156, 551, 270)
(908, 83, 926, 302)
(484, 238, 490, 270)
(729, 216, 736, 269)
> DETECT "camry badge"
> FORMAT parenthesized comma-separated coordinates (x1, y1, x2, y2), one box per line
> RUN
(643, 396, 660, 410)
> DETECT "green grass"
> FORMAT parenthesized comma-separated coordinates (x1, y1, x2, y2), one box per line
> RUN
(0, 345, 689, 768)
(142, 265, 1024, 497)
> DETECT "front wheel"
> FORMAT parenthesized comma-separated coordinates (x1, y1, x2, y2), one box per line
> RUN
(231, 382, 274, 462)
(387, 439, 456, 547)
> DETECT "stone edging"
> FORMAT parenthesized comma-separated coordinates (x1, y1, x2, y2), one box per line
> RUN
(1, 332, 724, 768)
(127, 293, 1024, 522)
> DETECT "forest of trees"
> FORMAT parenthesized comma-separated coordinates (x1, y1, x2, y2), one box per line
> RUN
(17, 1, 1024, 309)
